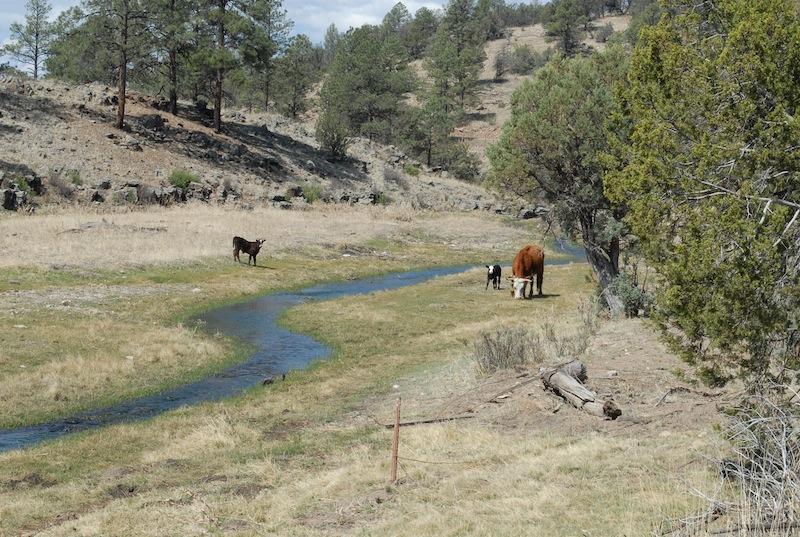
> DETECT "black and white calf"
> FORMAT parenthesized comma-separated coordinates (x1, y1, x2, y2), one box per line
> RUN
(485, 264, 502, 290)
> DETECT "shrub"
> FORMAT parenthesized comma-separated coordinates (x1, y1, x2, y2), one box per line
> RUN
(169, 169, 197, 189)
(403, 163, 420, 177)
(14, 176, 31, 194)
(606, 272, 653, 317)
(507, 45, 552, 75)
(303, 184, 323, 204)
(48, 170, 74, 198)
(669, 394, 800, 535)
(473, 316, 602, 375)
(594, 23, 614, 43)
(374, 191, 391, 205)
(315, 109, 349, 159)
(494, 48, 509, 80)
(472, 327, 538, 374)
(67, 170, 82, 186)
(440, 144, 480, 182)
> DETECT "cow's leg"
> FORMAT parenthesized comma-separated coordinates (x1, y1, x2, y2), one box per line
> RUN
(527, 279, 534, 299)
(486, 276, 491, 290)
(234, 248, 239, 262)
(252, 254, 257, 267)
(537, 271, 543, 296)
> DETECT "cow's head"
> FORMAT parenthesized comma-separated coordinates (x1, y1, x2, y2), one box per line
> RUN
(486, 265, 495, 276)
(508, 277, 532, 299)
(255, 239, 265, 251)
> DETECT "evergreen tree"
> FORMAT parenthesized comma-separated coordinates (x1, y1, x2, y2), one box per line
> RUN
(243, 0, 292, 109)
(46, 6, 117, 84)
(4, 0, 55, 79)
(382, 2, 412, 37)
(475, 0, 506, 41)
(403, 7, 438, 59)
(400, 93, 454, 167)
(274, 34, 315, 117)
(322, 23, 339, 66)
(426, 0, 485, 107)
(320, 25, 412, 142)
(81, 0, 150, 129)
(544, 0, 586, 55)
(488, 47, 630, 311)
(151, 0, 193, 114)
(605, 0, 800, 384)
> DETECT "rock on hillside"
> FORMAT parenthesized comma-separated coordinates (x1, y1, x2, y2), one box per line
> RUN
(0, 75, 513, 214)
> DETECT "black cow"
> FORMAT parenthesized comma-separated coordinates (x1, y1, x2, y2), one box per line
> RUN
(485, 264, 502, 290)
(233, 236, 265, 266)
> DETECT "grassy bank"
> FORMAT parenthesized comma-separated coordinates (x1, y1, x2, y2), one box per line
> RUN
(0, 204, 565, 428)
(0, 261, 718, 536)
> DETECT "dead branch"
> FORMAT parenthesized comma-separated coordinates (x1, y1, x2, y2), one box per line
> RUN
(654, 386, 722, 407)
(383, 415, 475, 429)
(540, 360, 621, 420)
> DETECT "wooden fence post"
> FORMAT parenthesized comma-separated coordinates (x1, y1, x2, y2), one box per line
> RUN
(390, 397, 401, 484)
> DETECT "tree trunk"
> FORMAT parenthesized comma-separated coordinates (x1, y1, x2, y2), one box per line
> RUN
(115, 3, 129, 130)
(168, 49, 178, 115)
(541, 360, 622, 419)
(580, 215, 624, 316)
(264, 64, 271, 110)
(214, 0, 225, 133)
(33, 39, 39, 80)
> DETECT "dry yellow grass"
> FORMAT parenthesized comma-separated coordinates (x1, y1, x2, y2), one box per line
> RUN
(0, 265, 721, 536)
(0, 204, 533, 270)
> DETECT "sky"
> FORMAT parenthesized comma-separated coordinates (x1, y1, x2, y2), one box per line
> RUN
(0, 0, 444, 56)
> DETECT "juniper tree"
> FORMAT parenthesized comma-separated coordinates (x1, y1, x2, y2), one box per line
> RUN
(605, 0, 800, 384)
(488, 47, 630, 312)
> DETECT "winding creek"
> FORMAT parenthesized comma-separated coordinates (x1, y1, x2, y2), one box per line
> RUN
(0, 245, 584, 453)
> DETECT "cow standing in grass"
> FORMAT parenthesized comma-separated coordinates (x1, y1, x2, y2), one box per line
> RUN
(485, 264, 502, 290)
(509, 245, 545, 299)
(233, 236, 265, 266)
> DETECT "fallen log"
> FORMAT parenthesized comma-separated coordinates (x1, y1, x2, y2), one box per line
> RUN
(540, 360, 622, 420)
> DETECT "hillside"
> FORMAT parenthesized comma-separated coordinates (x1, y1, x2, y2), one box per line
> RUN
(0, 76, 507, 214)
(456, 15, 630, 168)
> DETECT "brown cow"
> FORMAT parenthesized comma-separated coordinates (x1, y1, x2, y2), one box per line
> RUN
(509, 244, 544, 299)
(233, 236, 265, 266)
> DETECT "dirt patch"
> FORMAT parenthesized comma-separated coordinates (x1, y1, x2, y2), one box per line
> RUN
(359, 318, 725, 439)
(2, 472, 56, 490)
(108, 483, 138, 498)
(298, 487, 394, 531)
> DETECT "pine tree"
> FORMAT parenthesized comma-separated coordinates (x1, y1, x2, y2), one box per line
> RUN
(151, 0, 193, 114)
(244, 0, 292, 109)
(426, 0, 485, 108)
(82, 0, 150, 129)
(320, 25, 412, 142)
(275, 34, 315, 117)
(403, 7, 438, 59)
(4, 0, 55, 79)
(322, 23, 339, 66)
(544, 0, 586, 55)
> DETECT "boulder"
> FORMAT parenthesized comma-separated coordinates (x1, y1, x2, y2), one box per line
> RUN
(185, 181, 211, 201)
(97, 178, 112, 190)
(138, 114, 166, 131)
(114, 187, 138, 204)
(285, 184, 303, 198)
(2, 187, 27, 210)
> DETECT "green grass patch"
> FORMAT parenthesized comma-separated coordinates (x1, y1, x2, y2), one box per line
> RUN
(168, 169, 198, 189)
